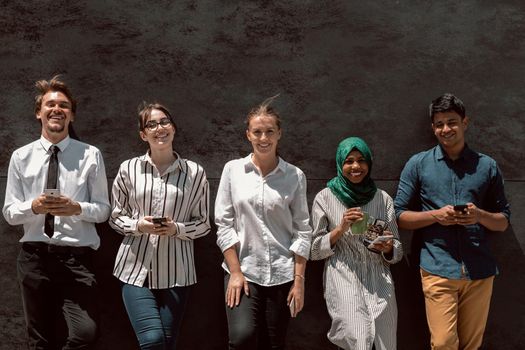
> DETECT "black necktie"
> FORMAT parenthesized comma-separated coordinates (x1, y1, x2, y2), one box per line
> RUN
(44, 145, 59, 238)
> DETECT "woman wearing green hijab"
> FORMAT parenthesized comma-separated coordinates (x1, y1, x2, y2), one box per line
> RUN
(310, 137, 403, 350)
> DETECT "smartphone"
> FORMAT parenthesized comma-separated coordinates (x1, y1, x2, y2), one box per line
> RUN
(44, 189, 60, 198)
(453, 204, 468, 213)
(372, 235, 393, 244)
(289, 297, 296, 317)
(152, 217, 167, 226)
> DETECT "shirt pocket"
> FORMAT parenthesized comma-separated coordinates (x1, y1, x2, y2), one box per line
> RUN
(263, 185, 292, 212)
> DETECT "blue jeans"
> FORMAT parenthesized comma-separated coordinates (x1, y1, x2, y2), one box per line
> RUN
(121, 282, 189, 350)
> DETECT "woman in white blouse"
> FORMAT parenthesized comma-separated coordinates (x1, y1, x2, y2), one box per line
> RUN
(109, 103, 210, 349)
(215, 98, 312, 350)
(310, 137, 403, 350)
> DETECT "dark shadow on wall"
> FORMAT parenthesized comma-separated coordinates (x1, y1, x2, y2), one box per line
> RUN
(0, 221, 26, 350)
(93, 221, 137, 350)
(289, 259, 335, 350)
(392, 229, 430, 350)
(483, 224, 525, 350)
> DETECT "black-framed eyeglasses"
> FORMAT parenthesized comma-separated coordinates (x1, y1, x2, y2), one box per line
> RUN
(144, 118, 172, 131)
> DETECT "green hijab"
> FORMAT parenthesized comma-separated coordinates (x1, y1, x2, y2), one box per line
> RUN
(327, 137, 377, 207)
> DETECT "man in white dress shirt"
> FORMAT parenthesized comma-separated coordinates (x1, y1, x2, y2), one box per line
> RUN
(3, 76, 110, 349)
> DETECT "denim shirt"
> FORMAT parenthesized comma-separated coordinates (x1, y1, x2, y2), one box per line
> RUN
(394, 145, 511, 280)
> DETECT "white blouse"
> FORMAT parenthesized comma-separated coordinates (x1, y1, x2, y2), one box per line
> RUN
(215, 155, 312, 287)
(109, 152, 210, 288)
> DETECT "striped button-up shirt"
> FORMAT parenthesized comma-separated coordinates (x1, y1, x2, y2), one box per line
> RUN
(109, 152, 210, 288)
(310, 188, 402, 349)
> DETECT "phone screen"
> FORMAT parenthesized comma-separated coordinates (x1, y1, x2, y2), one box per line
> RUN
(454, 204, 468, 212)
(374, 235, 392, 243)
(152, 217, 167, 226)
(289, 297, 296, 317)
(44, 189, 60, 197)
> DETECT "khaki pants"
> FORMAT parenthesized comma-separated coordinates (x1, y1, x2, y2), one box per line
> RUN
(420, 269, 494, 350)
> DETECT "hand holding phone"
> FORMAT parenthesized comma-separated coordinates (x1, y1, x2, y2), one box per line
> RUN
(453, 204, 468, 214)
(289, 297, 296, 317)
(371, 235, 393, 244)
(152, 217, 168, 226)
(44, 189, 61, 198)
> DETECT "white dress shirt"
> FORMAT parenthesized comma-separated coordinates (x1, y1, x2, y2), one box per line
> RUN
(3, 136, 110, 249)
(109, 152, 210, 288)
(215, 155, 312, 287)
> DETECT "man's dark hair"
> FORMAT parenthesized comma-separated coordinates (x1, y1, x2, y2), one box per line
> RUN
(429, 93, 466, 122)
(34, 75, 79, 140)
(34, 75, 77, 115)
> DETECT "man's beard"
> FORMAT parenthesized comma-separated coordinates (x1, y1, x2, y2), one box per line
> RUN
(46, 122, 65, 134)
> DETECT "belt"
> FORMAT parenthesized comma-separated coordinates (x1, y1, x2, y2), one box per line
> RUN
(22, 242, 93, 256)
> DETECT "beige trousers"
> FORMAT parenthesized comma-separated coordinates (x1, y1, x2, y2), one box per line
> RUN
(420, 269, 494, 350)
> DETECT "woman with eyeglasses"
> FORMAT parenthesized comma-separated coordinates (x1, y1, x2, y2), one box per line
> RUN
(215, 97, 312, 350)
(109, 103, 210, 349)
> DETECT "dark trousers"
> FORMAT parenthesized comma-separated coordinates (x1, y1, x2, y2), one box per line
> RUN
(121, 282, 189, 350)
(17, 242, 99, 350)
(224, 274, 292, 350)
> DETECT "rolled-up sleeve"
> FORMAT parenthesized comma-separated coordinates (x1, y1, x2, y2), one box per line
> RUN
(288, 172, 312, 259)
(176, 168, 211, 241)
(486, 162, 511, 221)
(394, 155, 420, 220)
(382, 194, 403, 264)
(215, 162, 240, 252)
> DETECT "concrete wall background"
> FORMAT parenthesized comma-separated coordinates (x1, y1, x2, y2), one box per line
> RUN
(1, 1, 524, 349)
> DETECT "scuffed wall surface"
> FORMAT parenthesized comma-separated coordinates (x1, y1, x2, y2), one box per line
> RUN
(1, 1, 524, 349)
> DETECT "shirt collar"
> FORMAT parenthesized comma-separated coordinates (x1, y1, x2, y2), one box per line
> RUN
(243, 153, 286, 174)
(141, 151, 183, 173)
(436, 143, 475, 162)
(39, 135, 70, 153)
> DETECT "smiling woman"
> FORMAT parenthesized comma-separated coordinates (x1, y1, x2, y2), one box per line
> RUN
(246, 116, 281, 158)
(310, 136, 403, 350)
(342, 149, 370, 184)
(139, 107, 176, 167)
(245, 99, 282, 162)
(215, 97, 312, 350)
(109, 102, 210, 349)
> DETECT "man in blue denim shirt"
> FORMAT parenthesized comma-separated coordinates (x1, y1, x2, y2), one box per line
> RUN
(394, 93, 510, 350)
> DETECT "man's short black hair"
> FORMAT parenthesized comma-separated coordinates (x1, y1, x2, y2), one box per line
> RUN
(429, 93, 466, 122)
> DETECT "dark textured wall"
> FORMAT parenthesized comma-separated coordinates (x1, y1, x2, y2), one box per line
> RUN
(1, 1, 524, 349)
